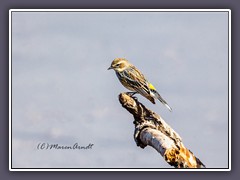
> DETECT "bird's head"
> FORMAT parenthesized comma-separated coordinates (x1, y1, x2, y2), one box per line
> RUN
(107, 58, 130, 72)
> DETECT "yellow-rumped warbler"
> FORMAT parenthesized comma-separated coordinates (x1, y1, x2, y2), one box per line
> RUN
(108, 58, 172, 111)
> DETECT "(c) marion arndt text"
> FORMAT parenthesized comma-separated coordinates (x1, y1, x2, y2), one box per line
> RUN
(37, 143, 94, 150)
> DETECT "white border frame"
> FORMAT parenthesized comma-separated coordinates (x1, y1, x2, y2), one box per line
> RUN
(9, 9, 231, 171)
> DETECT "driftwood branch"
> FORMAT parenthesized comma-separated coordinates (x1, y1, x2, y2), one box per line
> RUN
(119, 93, 205, 168)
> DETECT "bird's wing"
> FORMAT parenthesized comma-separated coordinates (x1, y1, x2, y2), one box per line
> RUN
(123, 66, 151, 96)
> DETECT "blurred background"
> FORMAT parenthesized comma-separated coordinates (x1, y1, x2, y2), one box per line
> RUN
(11, 11, 229, 168)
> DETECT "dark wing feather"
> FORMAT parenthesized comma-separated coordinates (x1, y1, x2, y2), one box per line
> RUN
(118, 66, 155, 104)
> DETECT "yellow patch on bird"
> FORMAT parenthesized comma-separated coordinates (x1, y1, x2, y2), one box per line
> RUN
(148, 83, 156, 90)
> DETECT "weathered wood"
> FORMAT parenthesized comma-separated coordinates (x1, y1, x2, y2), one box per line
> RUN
(119, 92, 205, 168)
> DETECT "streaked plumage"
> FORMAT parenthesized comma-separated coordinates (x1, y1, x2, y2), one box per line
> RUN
(108, 58, 172, 111)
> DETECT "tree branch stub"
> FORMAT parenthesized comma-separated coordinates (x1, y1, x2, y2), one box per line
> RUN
(118, 92, 205, 168)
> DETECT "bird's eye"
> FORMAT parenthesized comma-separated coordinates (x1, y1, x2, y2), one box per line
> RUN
(115, 63, 120, 67)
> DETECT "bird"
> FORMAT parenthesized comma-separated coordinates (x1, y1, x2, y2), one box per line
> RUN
(108, 58, 172, 111)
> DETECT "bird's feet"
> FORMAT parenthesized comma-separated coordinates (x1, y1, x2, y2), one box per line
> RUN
(125, 92, 138, 101)
(126, 92, 137, 97)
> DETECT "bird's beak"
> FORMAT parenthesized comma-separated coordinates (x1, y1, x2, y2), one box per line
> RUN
(107, 66, 113, 70)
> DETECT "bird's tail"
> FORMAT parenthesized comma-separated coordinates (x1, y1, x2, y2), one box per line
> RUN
(155, 91, 172, 112)
(163, 102, 172, 112)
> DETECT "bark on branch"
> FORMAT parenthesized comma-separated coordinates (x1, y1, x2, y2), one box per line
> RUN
(119, 93, 205, 168)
